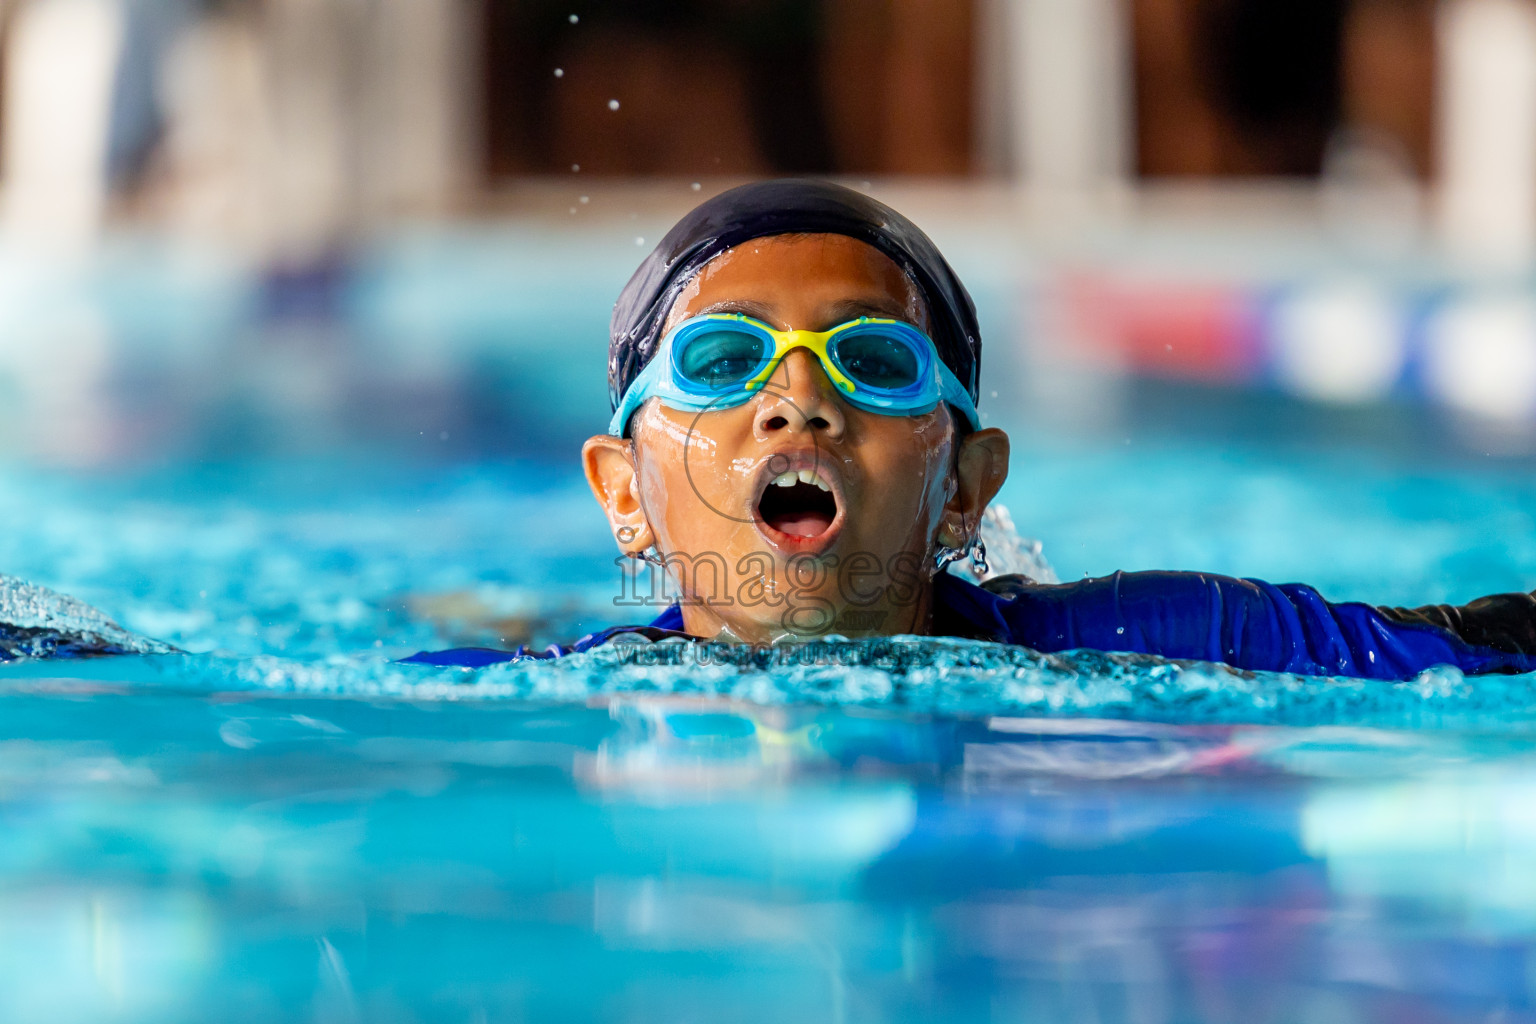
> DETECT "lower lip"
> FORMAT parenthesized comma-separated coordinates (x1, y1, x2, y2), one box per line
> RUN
(754, 508, 843, 555)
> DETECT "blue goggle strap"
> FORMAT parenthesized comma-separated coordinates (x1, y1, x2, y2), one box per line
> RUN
(609, 351, 673, 436)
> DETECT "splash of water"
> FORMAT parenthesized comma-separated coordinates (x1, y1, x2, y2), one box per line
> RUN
(0, 574, 178, 660)
(3, 552, 1533, 736)
(952, 504, 1059, 584)
(6, 632, 1514, 734)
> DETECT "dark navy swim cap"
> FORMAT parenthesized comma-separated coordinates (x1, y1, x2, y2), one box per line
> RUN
(608, 179, 982, 413)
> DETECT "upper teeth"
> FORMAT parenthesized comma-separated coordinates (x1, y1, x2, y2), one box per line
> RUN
(772, 470, 831, 492)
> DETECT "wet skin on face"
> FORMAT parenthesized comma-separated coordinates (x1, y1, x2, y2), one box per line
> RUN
(584, 233, 1010, 643)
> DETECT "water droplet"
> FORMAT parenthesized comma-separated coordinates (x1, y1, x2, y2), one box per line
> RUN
(690, 182, 701, 191)
(634, 236, 645, 246)
(568, 13, 578, 23)
(607, 99, 620, 111)
(571, 163, 580, 172)
(579, 195, 589, 203)
(1116, 626, 1125, 635)
(553, 67, 564, 77)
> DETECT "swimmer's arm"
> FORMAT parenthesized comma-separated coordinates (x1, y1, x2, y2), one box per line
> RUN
(992, 570, 1536, 680)
(1375, 592, 1536, 656)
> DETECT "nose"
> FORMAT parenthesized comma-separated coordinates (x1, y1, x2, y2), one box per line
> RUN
(753, 348, 847, 440)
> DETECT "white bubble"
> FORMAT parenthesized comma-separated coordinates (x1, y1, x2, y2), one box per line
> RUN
(568, 13, 578, 22)
(608, 99, 620, 111)
(569, 207, 577, 214)
(690, 182, 701, 191)
(579, 195, 589, 203)
(634, 236, 645, 246)
(553, 67, 564, 77)
(571, 163, 580, 172)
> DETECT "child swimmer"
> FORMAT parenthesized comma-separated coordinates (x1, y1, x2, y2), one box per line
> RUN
(409, 180, 1536, 680)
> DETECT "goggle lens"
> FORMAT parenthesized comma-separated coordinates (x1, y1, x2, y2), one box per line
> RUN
(832, 329, 923, 391)
(676, 327, 769, 389)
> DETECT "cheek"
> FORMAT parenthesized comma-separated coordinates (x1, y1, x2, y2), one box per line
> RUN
(632, 407, 744, 539)
(910, 446, 956, 534)
(850, 415, 955, 540)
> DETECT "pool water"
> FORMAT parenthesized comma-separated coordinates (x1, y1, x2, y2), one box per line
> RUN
(4, 429, 1536, 1022)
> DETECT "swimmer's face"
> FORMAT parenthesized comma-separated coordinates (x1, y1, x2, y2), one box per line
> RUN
(584, 233, 1009, 642)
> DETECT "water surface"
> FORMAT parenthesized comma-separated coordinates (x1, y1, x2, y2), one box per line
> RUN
(3, 435, 1535, 1022)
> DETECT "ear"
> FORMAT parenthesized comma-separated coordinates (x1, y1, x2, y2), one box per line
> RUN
(937, 428, 1011, 549)
(582, 434, 656, 557)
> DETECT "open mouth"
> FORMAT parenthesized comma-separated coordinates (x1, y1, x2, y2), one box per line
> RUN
(757, 469, 840, 539)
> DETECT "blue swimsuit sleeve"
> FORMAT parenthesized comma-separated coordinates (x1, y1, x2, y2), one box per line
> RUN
(397, 606, 693, 667)
(976, 570, 1536, 679)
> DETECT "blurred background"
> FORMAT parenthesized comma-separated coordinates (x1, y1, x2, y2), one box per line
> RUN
(9, 9, 1536, 1022)
(2, 0, 1536, 465)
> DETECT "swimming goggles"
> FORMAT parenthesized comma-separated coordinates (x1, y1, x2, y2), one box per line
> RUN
(609, 313, 981, 436)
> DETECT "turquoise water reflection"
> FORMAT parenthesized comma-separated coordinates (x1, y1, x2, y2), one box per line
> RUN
(0, 682, 1535, 1022)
